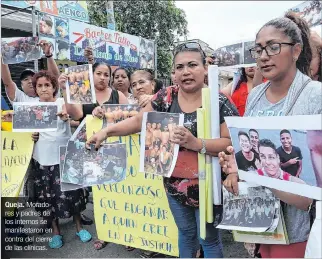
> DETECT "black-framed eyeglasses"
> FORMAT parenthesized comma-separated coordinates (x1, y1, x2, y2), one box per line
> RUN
(174, 42, 206, 58)
(249, 42, 296, 59)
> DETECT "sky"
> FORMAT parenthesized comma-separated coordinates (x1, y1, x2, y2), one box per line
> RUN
(175, 1, 322, 50)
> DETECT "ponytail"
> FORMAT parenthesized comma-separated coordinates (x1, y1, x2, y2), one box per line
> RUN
(284, 12, 312, 76)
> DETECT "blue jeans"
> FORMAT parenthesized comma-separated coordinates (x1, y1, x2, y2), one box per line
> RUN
(167, 194, 223, 258)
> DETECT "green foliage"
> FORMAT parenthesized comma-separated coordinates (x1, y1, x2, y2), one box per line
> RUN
(87, 0, 188, 77)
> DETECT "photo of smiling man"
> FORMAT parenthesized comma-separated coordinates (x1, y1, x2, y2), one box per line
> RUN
(235, 131, 260, 171)
(256, 139, 305, 184)
(277, 129, 303, 177)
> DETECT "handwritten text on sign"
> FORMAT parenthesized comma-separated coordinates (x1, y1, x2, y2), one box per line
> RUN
(86, 116, 179, 256)
(1, 132, 34, 197)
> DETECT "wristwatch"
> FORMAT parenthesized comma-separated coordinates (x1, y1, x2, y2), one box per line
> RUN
(199, 139, 206, 154)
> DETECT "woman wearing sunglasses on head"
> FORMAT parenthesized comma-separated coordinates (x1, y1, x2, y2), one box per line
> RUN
(219, 12, 322, 258)
(86, 42, 239, 258)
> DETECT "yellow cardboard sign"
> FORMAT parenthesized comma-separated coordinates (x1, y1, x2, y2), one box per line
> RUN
(86, 116, 179, 256)
(1, 131, 33, 197)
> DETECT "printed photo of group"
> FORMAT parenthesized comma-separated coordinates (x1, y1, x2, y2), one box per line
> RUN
(65, 64, 96, 104)
(1, 37, 42, 64)
(218, 183, 279, 232)
(39, 12, 70, 60)
(101, 104, 141, 124)
(228, 125, 322, 200)
(212, 43, 242, 67)
(61, 140, 127, 187)
(140, 112, 183, 177)
(12, 103, 58, 132)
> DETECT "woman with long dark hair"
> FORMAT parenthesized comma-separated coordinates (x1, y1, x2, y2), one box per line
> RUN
(220, 12, 321, 258)
(86, 43, 239, 258)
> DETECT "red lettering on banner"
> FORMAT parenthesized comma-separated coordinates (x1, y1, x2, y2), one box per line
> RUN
(73, 27, 138, 51)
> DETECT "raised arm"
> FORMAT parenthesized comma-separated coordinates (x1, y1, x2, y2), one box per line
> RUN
(1, 62, 16, 101)
(39, 40, 60, 78)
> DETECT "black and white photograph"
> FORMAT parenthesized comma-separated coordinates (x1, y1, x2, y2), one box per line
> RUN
(213, 42, 242, 67)
(65, 64, 96, 104)
(226, 115, 322, 200)
(140, 112, 184, 177)
(218, 182, 279, 232)
(1, 37, 42, 64)
(61, 140, 127, 187)
(12, 102, 58, 132)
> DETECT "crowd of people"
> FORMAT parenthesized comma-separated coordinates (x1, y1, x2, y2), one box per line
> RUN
(222, 197, 276, 228)
(13, 104, 57, 130)
(1, 7, 322, 259)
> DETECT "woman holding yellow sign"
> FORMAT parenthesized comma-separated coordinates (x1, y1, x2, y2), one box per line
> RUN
(85, 43, 238, 258)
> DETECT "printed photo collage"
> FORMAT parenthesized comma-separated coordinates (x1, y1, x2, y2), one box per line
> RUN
(38, 12, 70, 61)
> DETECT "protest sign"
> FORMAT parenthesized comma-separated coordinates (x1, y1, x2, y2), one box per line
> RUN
(61, 140, 127, 187)
(86, 115, 179, 256)
(226, 115, 322, 200)
(140, 112, 184, 178)
(38, 12, 69, 60)
(139, 38, 155, 69)
(12, 103, 58, 132)
(213, 42, 243, 67)
(1, 131, 34, 197)
(2, 0, 89, 23)
(218, 183, 280, 233)
(69, 19, 140, 68)
(1, 37, 41, 64)
(289, 0, 322, 28)
(65, 64, 96, 104)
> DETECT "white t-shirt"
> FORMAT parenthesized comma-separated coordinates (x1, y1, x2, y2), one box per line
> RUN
(256, 206, 264, 215)
(6, 83, 39, 103)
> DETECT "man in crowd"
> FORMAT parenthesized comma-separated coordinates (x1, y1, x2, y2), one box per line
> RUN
(277, 130, 303, 178)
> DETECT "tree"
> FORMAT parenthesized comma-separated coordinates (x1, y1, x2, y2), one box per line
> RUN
(87, 0, 188, 77)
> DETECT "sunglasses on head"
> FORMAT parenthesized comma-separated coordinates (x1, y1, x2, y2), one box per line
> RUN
(174, 42, 206, 57)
